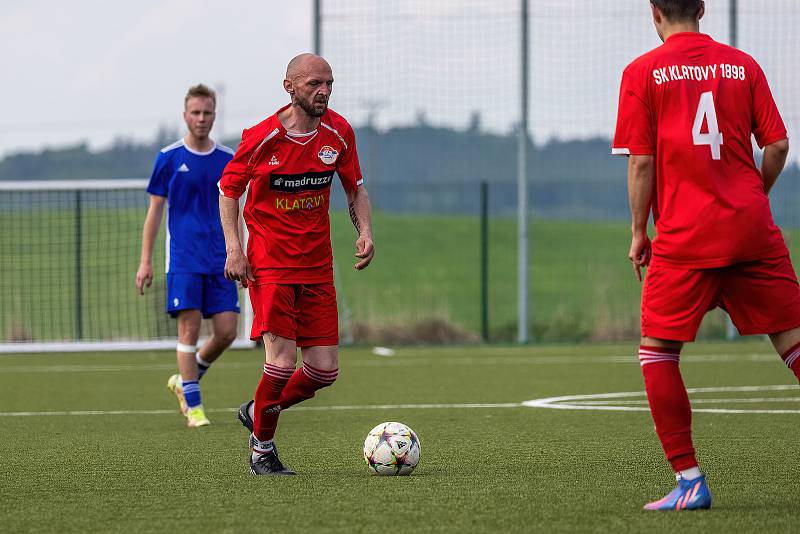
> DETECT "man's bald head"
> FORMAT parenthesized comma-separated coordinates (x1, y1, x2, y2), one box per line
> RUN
(283, 53, 334, 119)
(286, 53, 332, 81)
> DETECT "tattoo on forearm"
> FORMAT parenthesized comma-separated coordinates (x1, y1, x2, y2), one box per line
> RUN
(349, 200, 361, 233)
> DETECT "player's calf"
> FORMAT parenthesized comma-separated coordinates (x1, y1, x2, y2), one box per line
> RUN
(278, 363, 338, 409)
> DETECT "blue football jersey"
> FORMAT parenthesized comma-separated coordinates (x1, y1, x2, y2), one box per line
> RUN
(146, 139, 234, 274)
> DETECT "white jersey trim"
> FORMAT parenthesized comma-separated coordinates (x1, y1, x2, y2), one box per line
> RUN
(216, 143, 235, 155)
(160, 140, 184, 154)
(285, 130, 319, 146)
(247, 128, 281, 167)
(320, 122, 348, 149)
(160, 139, 221, 156)
(611, 148, 631, 156)
(182, 140, 216, 156)
(285, 129, 317, 137)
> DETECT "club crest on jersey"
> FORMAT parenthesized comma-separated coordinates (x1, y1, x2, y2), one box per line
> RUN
(318, 145, 338, 165)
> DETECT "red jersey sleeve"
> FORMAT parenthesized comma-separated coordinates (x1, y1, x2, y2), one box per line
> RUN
(750, 62, 787, 148)
(335, 123, 363, 193)
(612, 65, 655, 156)
(218, 127, 260, 199)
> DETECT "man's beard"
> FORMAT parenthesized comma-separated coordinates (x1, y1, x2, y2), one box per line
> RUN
(296, 97, 327, 117)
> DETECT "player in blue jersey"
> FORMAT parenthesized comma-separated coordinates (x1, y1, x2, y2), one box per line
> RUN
(136, 84, 240, 428)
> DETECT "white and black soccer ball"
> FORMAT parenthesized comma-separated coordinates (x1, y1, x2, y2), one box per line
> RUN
(363, 421, 421, 475)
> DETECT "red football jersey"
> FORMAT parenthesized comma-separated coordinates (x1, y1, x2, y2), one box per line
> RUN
(613, 32, 788, 268)
(219, 104, 363, 284)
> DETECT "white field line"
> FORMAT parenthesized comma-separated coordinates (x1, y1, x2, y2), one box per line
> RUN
(0, 403, 522, 418)
(523, 385, 800, 414)
(0, 353, 780, 373)
(571, 396, 800, 405)
(4, 384, 800, 417)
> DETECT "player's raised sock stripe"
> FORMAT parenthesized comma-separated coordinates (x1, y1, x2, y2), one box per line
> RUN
(263, 364, 295, 379)
(638, 352, 680, 359)
(638, 349, 680, 366)
(302, 367, 338, 382)
(639, 345, 681, 354)
(638, 349, 680, 356)
(784, 350, 800, 368)
(639, 358, 680, 367)
(639, 353, 681, 362)
(780, 341, 800, 367)
(301, 365, 338, 383)
(303, 367, 338, 379)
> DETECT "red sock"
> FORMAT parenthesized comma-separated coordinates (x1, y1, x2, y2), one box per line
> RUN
(781, 341, 800, 382)
(253, 363, 294, 442)
(278, 362, 338, 410)
(639, 345, 698, 472)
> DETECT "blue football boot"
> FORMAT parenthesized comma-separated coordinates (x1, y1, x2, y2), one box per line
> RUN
(643, 475, 712, 511)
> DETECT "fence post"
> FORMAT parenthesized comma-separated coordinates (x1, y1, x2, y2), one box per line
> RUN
(517, 0, 530, 343)
(480, 181, 489, 341)
(313, 0, 322, 55)
(74, 189, 83, 340)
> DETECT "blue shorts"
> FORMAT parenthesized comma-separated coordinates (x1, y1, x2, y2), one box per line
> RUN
(166, 273, 240, 318)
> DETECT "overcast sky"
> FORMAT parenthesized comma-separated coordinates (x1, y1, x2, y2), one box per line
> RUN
(2, 1, 798, 160)
(0, 0, 312, 157)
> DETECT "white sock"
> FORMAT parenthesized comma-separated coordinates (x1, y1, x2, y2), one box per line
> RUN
(676, 467, 702, 481)
(250, 434, 274, 462)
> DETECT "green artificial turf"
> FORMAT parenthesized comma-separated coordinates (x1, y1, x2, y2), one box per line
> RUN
(2, 340, 799, 532)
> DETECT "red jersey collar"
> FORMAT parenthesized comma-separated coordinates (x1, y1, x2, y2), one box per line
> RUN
(664, 32, 713, 44)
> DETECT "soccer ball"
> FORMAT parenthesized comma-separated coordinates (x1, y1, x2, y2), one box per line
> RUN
(363, 421, 421, 475)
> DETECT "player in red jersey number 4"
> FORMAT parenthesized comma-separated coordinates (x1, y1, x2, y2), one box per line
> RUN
(219, 54, 374, 475)
(613, 1, 800, 510)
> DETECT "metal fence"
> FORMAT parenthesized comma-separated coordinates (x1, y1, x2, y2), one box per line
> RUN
(322, 0, 800, 343)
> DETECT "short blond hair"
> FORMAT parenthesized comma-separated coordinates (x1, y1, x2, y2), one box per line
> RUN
(184, 84, 216, 108)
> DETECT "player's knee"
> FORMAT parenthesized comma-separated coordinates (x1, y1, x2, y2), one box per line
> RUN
(218, 328, 237, 347)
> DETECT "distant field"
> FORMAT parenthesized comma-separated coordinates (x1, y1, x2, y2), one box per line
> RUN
(2, 340, 799, 532)
(2, 205, 793, 343)
(333, 212, 733, 341)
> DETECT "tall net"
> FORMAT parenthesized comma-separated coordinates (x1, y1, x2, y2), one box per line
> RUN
(323, 0, 800, 343)
(0, 181, 252, 351)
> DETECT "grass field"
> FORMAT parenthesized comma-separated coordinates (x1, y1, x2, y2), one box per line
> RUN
(2, 340, 800, 532)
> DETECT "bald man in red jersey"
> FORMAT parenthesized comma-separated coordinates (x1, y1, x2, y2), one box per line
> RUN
(219, 53, 374, 476)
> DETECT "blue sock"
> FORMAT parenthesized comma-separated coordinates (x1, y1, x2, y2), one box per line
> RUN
(182, 379, 201, 408)
(196, 353, 211, 380)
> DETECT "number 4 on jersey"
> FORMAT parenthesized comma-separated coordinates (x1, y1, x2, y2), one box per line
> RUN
(692, 91, 724, 160)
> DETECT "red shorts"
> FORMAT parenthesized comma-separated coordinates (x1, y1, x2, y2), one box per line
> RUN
(248, 282, 338, 346)
(642, 255, 800, 341)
